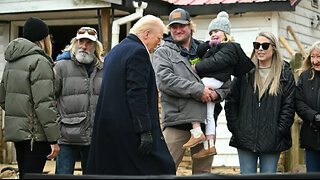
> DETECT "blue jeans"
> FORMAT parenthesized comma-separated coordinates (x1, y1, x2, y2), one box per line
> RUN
(237, 148, 280, 174)
(305, 149, 320, 172)
(55, 144, 90, 174)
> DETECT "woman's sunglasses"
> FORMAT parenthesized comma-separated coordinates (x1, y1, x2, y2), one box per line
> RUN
(77, 28, 97, 36)
(253, 42, 272, 50)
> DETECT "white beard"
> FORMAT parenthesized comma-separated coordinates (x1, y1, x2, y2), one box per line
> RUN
(75, 45, 95, 64)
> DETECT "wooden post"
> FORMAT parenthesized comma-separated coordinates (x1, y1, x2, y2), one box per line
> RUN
(279, 35, 305, 172)
(287, 26, 307, 59)
(287, 51, 304, 172)
(288, 114, 303, 172)
(100, 8, 111, 54)
(0, 107, 2, 163)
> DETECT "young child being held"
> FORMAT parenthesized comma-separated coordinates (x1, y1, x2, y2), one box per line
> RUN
(184, 11, 255, 158)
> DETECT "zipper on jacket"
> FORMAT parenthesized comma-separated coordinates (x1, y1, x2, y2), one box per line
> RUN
(317, 85, 320, 111)
(30, 138, 34, 151)
(30, 102, 37, 151)
(253, 99, 261, 152)
(87, 67, 97, 129)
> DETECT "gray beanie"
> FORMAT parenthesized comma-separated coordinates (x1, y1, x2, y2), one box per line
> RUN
(208, 11, 231, 35)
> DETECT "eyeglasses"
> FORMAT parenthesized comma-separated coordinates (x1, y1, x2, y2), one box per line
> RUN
(253, 42, 272, 50)
(77, 28, 97, 36)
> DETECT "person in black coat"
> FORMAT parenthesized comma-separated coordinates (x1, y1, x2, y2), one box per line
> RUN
(295, 40, 320, 172)
(225, 32, 295, 174)
(85, 15, 176, 175)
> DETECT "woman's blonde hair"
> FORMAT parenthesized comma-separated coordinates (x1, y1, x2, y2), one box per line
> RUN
(250, 31, 284, 100)
(63, 37, 104, 66)
(35, 35, 52, 57)
(297, 41, 320, 79)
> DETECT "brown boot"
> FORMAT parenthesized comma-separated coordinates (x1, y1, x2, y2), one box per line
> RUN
(192, 141, 217, 159)
(183, 132, 205, 149)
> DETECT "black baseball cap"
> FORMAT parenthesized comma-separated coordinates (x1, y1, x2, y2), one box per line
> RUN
(168, 8, 190, 26)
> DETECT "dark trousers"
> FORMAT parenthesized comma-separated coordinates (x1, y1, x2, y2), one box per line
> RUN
(305, 149, 320, 172)
(14, 140, 50, 179)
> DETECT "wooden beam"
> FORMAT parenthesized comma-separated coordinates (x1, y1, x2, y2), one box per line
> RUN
(101, 8, 111, 54)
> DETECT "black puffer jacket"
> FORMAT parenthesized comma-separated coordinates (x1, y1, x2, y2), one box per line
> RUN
(295, 70, 320, 150)
(195, 42, 255, 82)
(225, 61, 295, 153)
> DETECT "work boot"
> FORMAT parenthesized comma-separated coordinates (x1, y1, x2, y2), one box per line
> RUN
(183, 132, 205, 149)
(192, 139, 217, 158)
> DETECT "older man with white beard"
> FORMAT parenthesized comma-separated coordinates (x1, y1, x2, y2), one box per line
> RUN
(53, 27, 104, 175)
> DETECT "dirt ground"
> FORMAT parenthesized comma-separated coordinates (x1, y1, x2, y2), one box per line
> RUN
(0, 160, 240, 178)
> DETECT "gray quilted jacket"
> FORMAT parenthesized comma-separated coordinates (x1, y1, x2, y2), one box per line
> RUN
(54, 56, 103, 145)
(152, 39, 230, 129)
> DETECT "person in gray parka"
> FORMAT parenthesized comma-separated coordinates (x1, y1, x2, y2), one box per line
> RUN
(0, 17, 60, 179)
(152, 8, 231, 174)
(54, 27, 104, 175)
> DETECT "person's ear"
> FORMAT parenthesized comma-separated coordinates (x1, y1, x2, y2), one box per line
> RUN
(143, 30, 150, 39)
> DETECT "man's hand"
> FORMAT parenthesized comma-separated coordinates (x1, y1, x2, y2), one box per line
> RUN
(201, 85, 215, 103)
(138, 131, 153, 156)
(210, 89, 218, 101)
(47, 144, 60, 159)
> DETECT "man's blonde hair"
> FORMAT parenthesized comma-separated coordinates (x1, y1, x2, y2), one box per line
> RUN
(130, 15, 167, 35)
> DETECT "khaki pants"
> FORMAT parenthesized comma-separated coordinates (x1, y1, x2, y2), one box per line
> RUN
(163, 127, 214, 174)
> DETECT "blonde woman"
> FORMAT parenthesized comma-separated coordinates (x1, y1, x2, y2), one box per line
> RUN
(225, 32, 295, 174)
(0, 17, 60, 179)
(295, 41, 320, 172)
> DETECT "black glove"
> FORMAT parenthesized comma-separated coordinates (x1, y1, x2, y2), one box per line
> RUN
(311, 114, 320, 131)
(196, 41, 211, 59)
(138, 131, 153, 156)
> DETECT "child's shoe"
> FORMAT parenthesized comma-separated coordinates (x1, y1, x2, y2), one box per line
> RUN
(183, 127, 205, 148)
(192, 139, 217, 158)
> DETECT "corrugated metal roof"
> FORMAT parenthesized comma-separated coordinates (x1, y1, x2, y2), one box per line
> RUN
(161, 0, 289, 5)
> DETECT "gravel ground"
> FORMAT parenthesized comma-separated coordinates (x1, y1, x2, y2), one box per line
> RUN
(0, 160, 240, 178)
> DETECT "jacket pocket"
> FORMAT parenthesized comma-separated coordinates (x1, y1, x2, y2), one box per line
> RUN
(60, 116, 87, 143)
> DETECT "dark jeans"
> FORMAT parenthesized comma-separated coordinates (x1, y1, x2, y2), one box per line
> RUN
(14, 140, 51, 179)
(305, 149, 320, 172)
(55, 144, 90, 175)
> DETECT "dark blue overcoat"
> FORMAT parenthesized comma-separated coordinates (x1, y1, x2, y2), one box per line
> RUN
(86, 34, 176, 175)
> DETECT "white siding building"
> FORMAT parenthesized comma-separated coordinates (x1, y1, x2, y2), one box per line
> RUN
(0, 0, 319, 168)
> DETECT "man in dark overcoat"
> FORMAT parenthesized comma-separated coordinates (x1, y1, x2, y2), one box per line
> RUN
(86, 15, 176, 175)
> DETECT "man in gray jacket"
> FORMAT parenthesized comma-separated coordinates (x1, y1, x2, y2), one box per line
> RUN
(152, 8, 231, 174)
(54, 27, 104, 175)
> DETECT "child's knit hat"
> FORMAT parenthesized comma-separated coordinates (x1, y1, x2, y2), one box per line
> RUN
(208, 11, 231, 35)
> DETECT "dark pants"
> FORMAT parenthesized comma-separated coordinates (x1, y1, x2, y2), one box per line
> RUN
(14, 140, 51, 179)
(305, 149, 320, 172)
